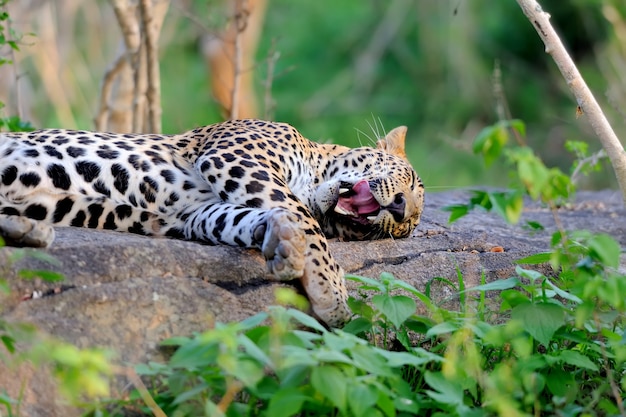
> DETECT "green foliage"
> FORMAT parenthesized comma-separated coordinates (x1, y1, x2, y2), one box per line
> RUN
(444, 119, 575, 224)
(91, 226, 624, 417)
(0, 0, 33, 133)
(0, 240, 113, 413)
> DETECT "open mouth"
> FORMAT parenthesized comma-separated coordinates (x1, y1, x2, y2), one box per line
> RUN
(333, 180, 380, 224)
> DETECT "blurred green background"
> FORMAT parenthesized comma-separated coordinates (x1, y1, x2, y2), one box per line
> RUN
(4, 0, 626, 191)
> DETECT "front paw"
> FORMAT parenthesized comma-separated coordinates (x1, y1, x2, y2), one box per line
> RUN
(0, 215, 55, 248)
(254, 209, 306, 281)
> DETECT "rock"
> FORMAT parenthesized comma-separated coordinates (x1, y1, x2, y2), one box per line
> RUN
(0, 190, 624, 416)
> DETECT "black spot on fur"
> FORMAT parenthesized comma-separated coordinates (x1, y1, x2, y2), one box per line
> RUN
(240, 160, 257, 168)
(47, 164, 72, 190)
(270, 189, 286, 202)
(246, 198, 263, 208)
(51, 138, 70, 145)
(93, 180, 111, 197)
(19, 172, 41, 187)
(160, 169, 176, 183)
(200, 161, 211, 172)
(251, 170, 270, 181)
(225, 179, 239, 192)
(71, 210, 86, 227)
(103, 212, 117, 229)
(75, 161, 101, 182)
(66, 146, 86, 157)
(24, 149, 40, 157)
(96, 149, 120, 159)
(165, 228, 185, 239)
(24, 204, 47, 220)
(87, 204, 105, 228)
(128, 222, 146, 235)
(229, 166, 245, 178)
(1, 207, 19, 216)
(115, 204, 133, 220)
(245, 181, 264, 194)
(232, 210, 251, 226)
(183, 181, 196, 190)
(210, 157, 224, 169)
(53, 197, 74, 222)
(145, 150, 166, 165)
(111, 164, 130, 194)
(1, 166, 17, 185)
(44, 145, 63, 160)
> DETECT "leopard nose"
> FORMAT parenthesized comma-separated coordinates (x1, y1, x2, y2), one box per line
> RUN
(385, 193, 406, 222)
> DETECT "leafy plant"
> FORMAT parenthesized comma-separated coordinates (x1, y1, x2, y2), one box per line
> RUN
(443, 119, 575, 224)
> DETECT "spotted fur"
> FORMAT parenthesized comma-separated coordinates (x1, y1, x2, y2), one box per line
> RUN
(0, 119, 424, 326)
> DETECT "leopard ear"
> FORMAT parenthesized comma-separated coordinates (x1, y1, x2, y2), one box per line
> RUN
(376, 126, 408, 160)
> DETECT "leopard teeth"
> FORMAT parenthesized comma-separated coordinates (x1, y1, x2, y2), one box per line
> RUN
(367, 216, 377, 222)
(334, 206, 354, 216)
(339, 187, 350, 195)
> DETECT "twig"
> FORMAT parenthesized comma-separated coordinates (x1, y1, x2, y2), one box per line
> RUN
(229, 0, 248, 120)
(6, 17, 23, 121)
(515, 0, 626, 205)
(492, 60, 525, 146)
(139, 0, 164, 133)
(118, 366, 167, 417)
(263, 40, 279, 120)
(570, 149, 607, 184)
(353, 0, 413, 93)
(94, 51, 130, 130)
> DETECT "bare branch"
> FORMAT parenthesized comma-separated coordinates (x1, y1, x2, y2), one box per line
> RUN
(139, 0, 167, 133)
(229, 0, 247, 120)
(516, 0, 626, 204)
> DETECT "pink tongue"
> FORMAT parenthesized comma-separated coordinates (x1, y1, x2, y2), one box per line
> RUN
(349, 180, 379, 215)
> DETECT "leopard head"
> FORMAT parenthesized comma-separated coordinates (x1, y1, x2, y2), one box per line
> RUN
(314, 126, 424, 240)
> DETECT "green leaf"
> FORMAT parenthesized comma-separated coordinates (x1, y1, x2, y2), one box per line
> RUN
(347, 297, 375, 319)
(380, 351, 434, 368)
(342, 316, 372, 335)
(515, 252, 551, 265)
(441, 203, 469, 223)
(543, 278, 581, 304)
(346, 274, 386, 292)
(1, 334, 15, 353)
(587, 234, 620, 269)
(372, 294, 416, 328)
(424, 371, 465, 406)
(266, 387, 309, 417)
(511, 302, 565, 346)
(348, 384, 378, 417)
(286, 308, 327, 333)
(509, 119, 527, 137)
(18, 269, 64, 282)
(376, 390, 395, 417)
(426, 321, 460, 338)
(204, 400, 225, 417)
(311, 365, 347, 412)
(473, 123, 509, 166)
(557, 350, 599, 371)
(463, 276, 520, 293)
(350, 344, 395, 376)
(489, 191, 523, 223)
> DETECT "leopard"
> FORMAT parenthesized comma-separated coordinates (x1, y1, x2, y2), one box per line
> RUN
(0, 119, 424, 327)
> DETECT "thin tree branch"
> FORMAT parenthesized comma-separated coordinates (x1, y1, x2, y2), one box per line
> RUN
(515, 0, 626, 204)
(139, 0, 164, 133)
(229, 0, 248, 120)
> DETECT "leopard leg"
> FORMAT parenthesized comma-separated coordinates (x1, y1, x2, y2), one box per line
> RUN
(182, 203, 350, 327)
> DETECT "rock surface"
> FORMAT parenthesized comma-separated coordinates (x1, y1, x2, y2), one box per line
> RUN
(1, 190, 624, 416)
